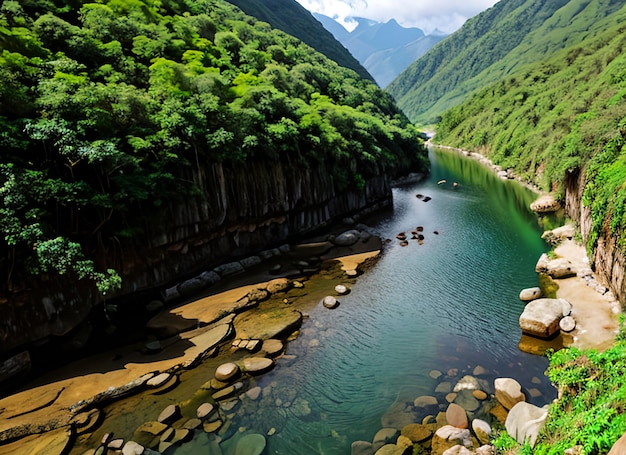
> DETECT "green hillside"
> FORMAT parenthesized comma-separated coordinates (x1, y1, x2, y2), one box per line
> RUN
(224, 0, 374, 81)
(435, 2, 626, 255)
(387, 0, 623, 124)
(0, 0, 426, 295)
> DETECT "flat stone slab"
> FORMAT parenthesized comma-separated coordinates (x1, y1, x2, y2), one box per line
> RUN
(241, 357, 274, 375)
(261, 339, 284, 357)
(215, 363, 239, 382)
(0, 426, 73, 455)
(233, 307, 302, 340)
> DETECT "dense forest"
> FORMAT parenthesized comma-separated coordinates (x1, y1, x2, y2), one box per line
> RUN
(224, 0, 373, 81)
(387, 0, 624, 125)
(0, 0, 427, 298)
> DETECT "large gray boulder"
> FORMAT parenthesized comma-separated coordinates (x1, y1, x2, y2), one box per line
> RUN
(519, 298, 570, 338)
(505, 402, 549, 447)
(332, 229, 361, 246)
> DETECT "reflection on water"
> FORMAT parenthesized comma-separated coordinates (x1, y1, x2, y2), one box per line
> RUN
(163, 147, 561, 454)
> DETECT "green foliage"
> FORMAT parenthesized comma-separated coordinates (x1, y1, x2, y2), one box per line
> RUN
(535, 340, 626, 454)
(0, 0, 426, 295)
(494, 328, 626, 454)
(389, 0, 624, 124)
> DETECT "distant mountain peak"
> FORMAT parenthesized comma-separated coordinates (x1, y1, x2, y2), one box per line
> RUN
(314, 13, 444, 87)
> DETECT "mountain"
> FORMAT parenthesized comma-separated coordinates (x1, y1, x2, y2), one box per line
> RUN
(314, 14, 446, 88)
(225, 0, 373, 81)
(364, 34, 446, 88)
(387, 0, 580, 123)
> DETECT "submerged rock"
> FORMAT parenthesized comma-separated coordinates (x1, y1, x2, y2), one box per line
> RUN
(235, 434, 266, 455)
(446, 403, 468, 429)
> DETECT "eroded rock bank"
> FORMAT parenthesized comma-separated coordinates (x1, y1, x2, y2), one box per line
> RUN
(0, 159, 425, 374)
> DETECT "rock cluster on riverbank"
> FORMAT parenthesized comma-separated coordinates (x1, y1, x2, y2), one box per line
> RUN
(354, 364, 550, 455)
(517, 223, 620, 352)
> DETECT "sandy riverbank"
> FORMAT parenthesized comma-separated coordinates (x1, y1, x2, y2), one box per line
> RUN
(553, 239, 621, 351)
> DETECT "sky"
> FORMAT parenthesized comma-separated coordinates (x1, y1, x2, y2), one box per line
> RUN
(295, 0, 500, 34)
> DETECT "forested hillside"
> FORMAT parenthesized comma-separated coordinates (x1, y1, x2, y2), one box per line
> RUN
(431, 2, 626, 452)
(0, 0, 426, 300)
(387, 0, 624, 124)
(435, 1, 626, 262)
(224, 0, 374, 81)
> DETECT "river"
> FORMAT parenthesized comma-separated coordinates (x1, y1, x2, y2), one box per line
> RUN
(156, 146, 559, 454)
(60, 146, 559, 454)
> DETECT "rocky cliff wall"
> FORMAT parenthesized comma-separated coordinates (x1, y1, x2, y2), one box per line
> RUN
(0, 159, 395, 360)
(564, 169, 626, 304)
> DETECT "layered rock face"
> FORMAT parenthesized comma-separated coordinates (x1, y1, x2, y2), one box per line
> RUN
(564, 170, 626, 304)
(0, 160, 398, 359)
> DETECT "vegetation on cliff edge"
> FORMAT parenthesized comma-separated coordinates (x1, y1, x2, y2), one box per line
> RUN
(494, 320, 626, 454)
(435, 2, 626, 258)
(0, 0, 427, 296)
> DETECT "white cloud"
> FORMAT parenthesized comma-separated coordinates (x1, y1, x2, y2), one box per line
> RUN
(296, 0, 499, 34)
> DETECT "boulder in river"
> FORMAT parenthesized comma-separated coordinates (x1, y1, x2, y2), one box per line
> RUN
(157, 404, 181, 425)
(519, 287, 542, 302)
(332, 229, 361, 246)
(530, 194, 561, 213)
(494, 378, 525, 411)
(446, 403, 468, 429)
(519, 298, 570, 338)
(215, 362, 240, 382)
(401, 423, 433, 443)
(241, 357, 274, 375)
(321, 296, 339, 309)
(472, 419, 492, 445)
(431, 425, 472, 454)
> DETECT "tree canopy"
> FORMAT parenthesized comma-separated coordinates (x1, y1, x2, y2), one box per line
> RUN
(0, 0, 427, 296)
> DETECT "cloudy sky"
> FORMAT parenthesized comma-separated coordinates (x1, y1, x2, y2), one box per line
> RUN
(295, 0, 499, 34)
